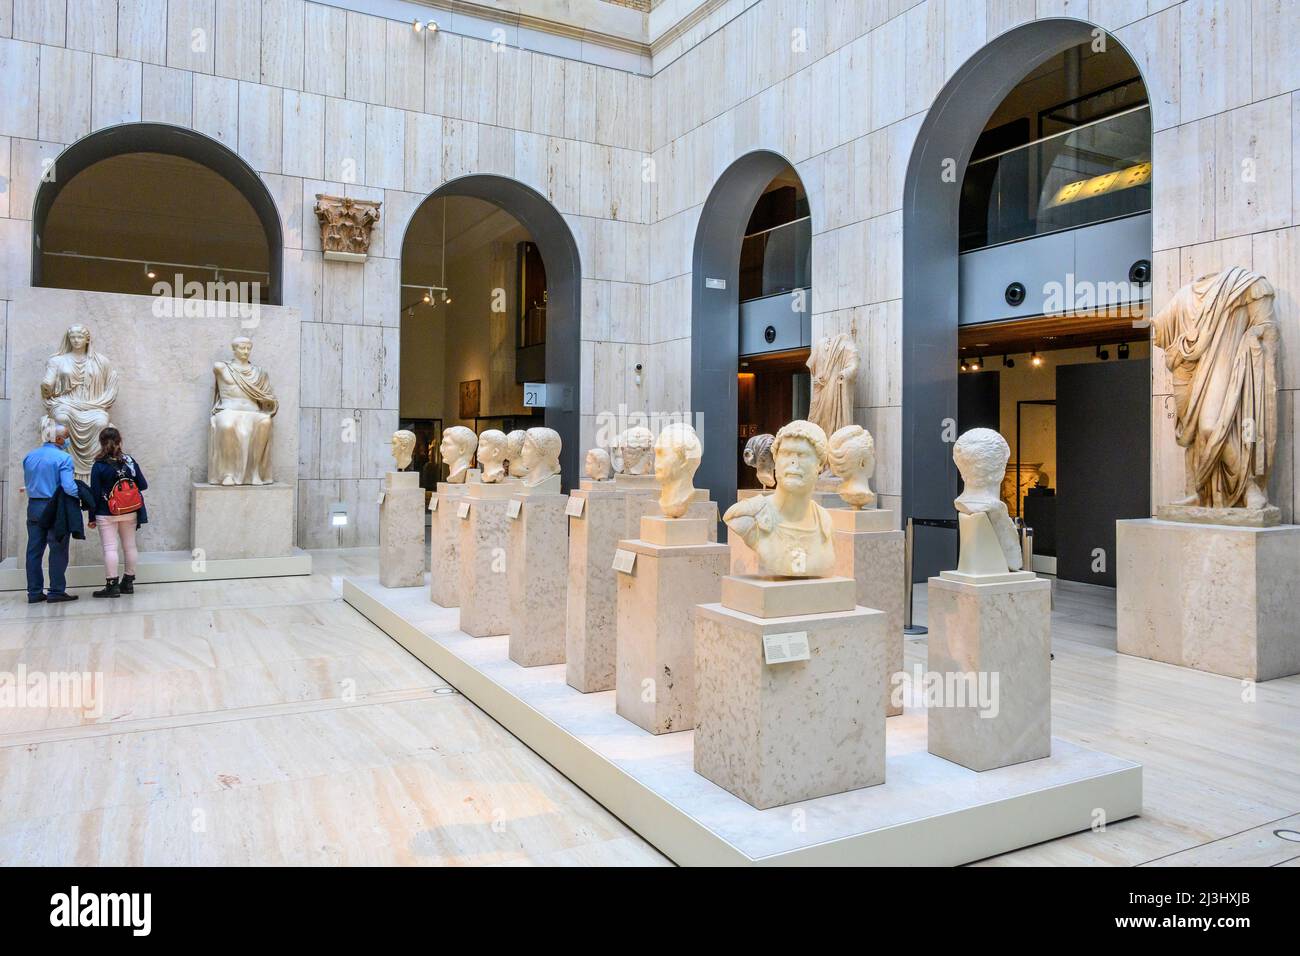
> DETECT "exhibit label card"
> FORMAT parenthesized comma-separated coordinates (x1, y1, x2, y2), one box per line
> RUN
(457, 501, 471, 519)
(507, 499, 522, 519)
(612, 549, 636, 574)
(565, 496, 585, 518)
(429, 496, 438, 511)
(376, 491, 386, 506)
(763, 630, 811, 665)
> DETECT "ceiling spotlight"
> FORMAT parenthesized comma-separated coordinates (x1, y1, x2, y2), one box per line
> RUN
(414, 19, 438, 34)
(968, 355, 982, 370)
(1096, 344, 1110, 360)
(1118, 342, 1130, 359)
(1030, 351, 1043, 368)
(1003, 354, 1015, 368)
(441, 289, 450, 303)
(423, 289, 432, 304)
(145, 263, 157, 279)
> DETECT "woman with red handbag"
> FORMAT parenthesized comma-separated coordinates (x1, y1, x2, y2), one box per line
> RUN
(88, 427, 149, 599)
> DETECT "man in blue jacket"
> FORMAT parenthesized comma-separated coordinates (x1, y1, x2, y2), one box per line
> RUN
(22, 422, 80, 603)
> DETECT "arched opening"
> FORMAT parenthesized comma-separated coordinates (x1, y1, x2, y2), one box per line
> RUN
(32, 122, 282, 304)
(398, 175, 581, 488)
(903, 20, 1152, 585)
(692, 151, 811, 515)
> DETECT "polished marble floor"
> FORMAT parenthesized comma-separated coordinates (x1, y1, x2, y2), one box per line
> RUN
(1, 551, 1297, 866)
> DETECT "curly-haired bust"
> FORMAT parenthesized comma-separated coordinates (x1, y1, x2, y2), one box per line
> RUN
(520, 427, 562, 487)
(827, 424, 876, 509)
(952, 428, 1022, 572)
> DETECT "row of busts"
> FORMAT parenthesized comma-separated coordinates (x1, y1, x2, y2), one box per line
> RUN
(390, 426, 563, 488)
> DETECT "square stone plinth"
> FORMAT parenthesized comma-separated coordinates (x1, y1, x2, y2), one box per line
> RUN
(626, 494, 718, 540)
(720, 574, 855, 618)
(508, 493, 569, 667)
(832, 514, 905, 717)
(1117, 519, 1300, 681)
(566, 486, 629, 693)
(191, 482, 294, 560)
(615, 536, 729, 734)
(429, 483, 468, 607)
(379, 475, 425, 588)
(457, 494, 512, 637)
(926, 575, 1052, 772)
(694, 602, 887, 809)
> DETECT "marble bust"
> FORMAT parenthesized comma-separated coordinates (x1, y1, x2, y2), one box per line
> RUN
(807, 333, 858, 444)
(953, 428, 1023, 573)
(390, 430, 416, 471)
(585, 447, 613, 481)
(520, 427, 562, 487)
(1152, 267, 1279, 517)
(505, 429, 528, 478)
(827, 425, 876, 509)
(619, 426, 655, 476)
(723, 420, 835, 577)
(208, 336, 278, 485)
(654, 423, 702, 518)
(41, 324, 118, 480)
(742, 433, 776, 490)
(477, 429, 509, 482)
(441, 426, 478, 483)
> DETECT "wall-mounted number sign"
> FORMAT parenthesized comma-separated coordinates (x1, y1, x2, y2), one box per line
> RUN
(523, 383, 547, 407)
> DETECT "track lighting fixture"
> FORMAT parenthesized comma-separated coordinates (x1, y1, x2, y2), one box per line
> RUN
(1030, 352, 1043, 368)
(1096, 344, 1110, 360)
(1003, 354, 1015, 368)
(1118, 342, 1130, 359)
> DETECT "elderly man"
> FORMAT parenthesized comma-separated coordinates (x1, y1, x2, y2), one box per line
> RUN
(22, 422, 81, 603)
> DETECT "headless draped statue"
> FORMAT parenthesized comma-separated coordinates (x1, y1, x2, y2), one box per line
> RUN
(41, 324, 118, 480)
(806, 333, 858, 442)
(209, 337, 278, 485)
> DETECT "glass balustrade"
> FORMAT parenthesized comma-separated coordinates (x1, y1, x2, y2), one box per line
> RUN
(739, 216, 811, 302)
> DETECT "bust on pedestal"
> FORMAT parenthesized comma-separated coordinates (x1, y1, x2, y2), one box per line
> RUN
(429, 427, 478, 607)
(379, 431, 425, 588)
(508, 428, 569, 666)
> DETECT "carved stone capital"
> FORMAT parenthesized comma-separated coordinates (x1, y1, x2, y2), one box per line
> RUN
(314, 194, 382, 261)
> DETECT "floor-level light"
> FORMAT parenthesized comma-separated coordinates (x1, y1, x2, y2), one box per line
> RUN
(328, 502, 349, 528)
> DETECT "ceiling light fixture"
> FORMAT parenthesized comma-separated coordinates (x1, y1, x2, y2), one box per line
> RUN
(145, 263, 157, 279)
(1003, 354, 1015, 368)
(1118, 342, 1130, 359)
(1030, 351, 1043, 368)
(1096, 344, 1110, 360)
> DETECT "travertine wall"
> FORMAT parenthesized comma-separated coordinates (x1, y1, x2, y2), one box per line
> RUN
(1, 0, 1297, 555)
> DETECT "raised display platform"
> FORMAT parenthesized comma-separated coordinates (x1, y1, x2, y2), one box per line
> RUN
(343, 575, 1142, 866)
(1, 548, 312, 590)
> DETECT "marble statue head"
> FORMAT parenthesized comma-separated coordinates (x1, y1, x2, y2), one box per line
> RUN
(742, 433, 776, 489)
(60, 324, 92, 355)
(620, 425, 655, 476)
(952, 428, 1022, 574)
(505, 429, 528, 478)
(477, 429, 509, 483)
(827, 424, 876, 509)
(441, 425, 478, 483)
(953, 427, 1009, 498)
(585, 447, 613, 481)
(231, 335, 254, 363)
(654, 423, 703, 518)
(521, 427, 562, 487)
(390, 429, 416, 471)
(772, 419, 828, 495)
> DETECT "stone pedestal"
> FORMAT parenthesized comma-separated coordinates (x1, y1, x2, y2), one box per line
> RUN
(566, 485, 630, 692)
(429, 482, 468, 607)
(457, 484, 513, 637)
(191, 482, 294, 560)
(508, 491, 568, 667)
(831, 508, 905, 716)
(695, 575, 887, 809)
(379, 472, 425, 588)
(926, 573, 1052, 771)
(615, 516, 728, 734)
(625, 489, 717, 540)
(1117, 518, 1300, 680)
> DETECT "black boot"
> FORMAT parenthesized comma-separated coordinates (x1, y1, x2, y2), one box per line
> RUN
(93, 577, 121, 599)
(119, 573, 135, 594)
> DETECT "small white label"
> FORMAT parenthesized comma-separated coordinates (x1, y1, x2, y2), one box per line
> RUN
(612, 549, 636, 574)
(376, 491, 386, 506)
(457, 500, 471, 519)
(565, 496, 585, 518)
(705, 277, 727, 290)
(429, 496, 438, 511)
(763, 630, 811, 665)
(523, 382, 547, 407)
(507, 498, 522, 519)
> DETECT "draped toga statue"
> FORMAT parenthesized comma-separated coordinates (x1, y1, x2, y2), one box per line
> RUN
(209, 337, 278, 485)
(1152, 268, 1279, 515)
(806, 332, 858, 443)
(41, 324, 118, 480)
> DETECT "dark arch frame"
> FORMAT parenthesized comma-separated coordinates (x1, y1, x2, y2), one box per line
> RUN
(901, 18, 1150, 578)
(400, 174, 583, 488)
(690, 149, 805, 516)
(31, 122, 284, 304)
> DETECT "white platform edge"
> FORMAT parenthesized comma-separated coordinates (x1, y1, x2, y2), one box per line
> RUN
(343, 577, 1143, 867)
(1, 548, 313, 590)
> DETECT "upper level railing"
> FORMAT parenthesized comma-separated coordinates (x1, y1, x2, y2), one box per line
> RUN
(739, 216, 812, 302)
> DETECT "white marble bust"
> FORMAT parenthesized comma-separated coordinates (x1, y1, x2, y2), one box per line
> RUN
(477, 429, 508, 483)
(585, 447, 613, 481)
(619, 426, 655, 476)
(654, 423, 702, 518)
(390, 429, 416, 471)
(953, 428, 1023, 573)
(827, 425, 876, 509)
(743, 433, 776, 490)
(521, 426, 562, 487)
(440, 425, 478, 483)
(723, 420, 835, 577)
(505, 429, 528, 478)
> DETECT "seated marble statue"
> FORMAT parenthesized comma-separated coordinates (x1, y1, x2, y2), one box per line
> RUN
(208, 336, 278, 485)
(827, 425, 876, 509)
(42, 324, 118, 480)
(723, 420, 835, 577)
(654, 423, 702, 518)
(619, 426, 655, 476)
(520, 427, 562, 487)
(441, 426, 478, 483)
(585, 447, 613, 481)
(742, 433, 775, 490)
(477, 429, 508, 482)
(390, 430, 416, 471)
(952, 428, 1023, 573)
(505, 429, 528, 478)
